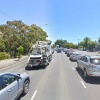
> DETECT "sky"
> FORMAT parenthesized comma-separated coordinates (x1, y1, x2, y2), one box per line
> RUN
(0, 0, 100, 44)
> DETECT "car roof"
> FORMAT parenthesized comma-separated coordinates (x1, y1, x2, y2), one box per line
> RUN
(72, 52, 80, 54)
(0, 72, 18, 76)
(84, 55, 100, 59)
(90, 55, 100, 59)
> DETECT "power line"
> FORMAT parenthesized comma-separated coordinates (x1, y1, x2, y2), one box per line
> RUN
(0, 9, 15, 20)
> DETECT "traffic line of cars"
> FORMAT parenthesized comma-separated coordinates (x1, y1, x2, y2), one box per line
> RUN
(64, 48, 100, 79)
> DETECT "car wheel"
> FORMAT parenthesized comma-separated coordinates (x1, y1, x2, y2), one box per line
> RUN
(84, 70, 88, 78)
(23, 80, 30, 95)
(77, 63, 80, 68)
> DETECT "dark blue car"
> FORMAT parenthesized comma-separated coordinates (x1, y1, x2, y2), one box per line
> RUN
(57, 48, 62, 53)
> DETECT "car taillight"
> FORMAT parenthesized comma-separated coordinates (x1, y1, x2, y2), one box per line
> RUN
(89, 64, 94, 67)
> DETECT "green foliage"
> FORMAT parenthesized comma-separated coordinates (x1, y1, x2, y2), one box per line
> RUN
(17, 46, 24, 59)
(17, 46, 24, 54)
(0, 52, 10, 60)
(54, 39, 78, 48)
(79, 37, 97, 50)
(55, 39, 67, 47)
(0, 20, 48, 59)
(79, 46, 83, 48)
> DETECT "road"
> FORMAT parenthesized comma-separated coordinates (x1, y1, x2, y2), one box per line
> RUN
(0, 50, 100, 100)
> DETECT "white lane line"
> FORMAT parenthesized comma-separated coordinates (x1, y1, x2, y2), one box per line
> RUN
(81, 81, 86, 88)
(31, 90, 37, 100)
(72, 67, 75, 70)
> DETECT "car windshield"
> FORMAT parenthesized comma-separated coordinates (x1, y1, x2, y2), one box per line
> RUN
(74, 54, 81, 56)
(90, 59, 100, 65)
(30, 49, 41, 55)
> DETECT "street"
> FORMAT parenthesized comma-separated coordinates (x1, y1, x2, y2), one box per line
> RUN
(0, 51, 100, 100)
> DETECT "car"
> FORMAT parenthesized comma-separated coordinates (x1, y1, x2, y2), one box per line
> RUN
(70, 52, 81, 61)
(77, 55, 100, 78)
(57, 48, 62, 53)
(65, 49, 69, 54)
(0, 72, 30, 100)
(67, 49, 74, 57)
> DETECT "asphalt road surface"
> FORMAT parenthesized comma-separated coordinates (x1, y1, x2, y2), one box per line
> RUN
(1, 50, 100, 100)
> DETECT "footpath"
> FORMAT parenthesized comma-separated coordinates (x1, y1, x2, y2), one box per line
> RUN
(0, 55, 28, 69)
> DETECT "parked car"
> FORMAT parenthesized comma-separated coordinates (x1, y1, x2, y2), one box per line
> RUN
(67, 49, 74, 57)
(77, 55, 100, 78)
(57, 48, 62, 53)
(0, 72, 30, 100)
(70, 52, 81, 61)
(65, 49, 69, 54)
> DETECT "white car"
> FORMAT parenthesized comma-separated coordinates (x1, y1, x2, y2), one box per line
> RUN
(0, 72, 30, 100)
(70, 52, 81, 61)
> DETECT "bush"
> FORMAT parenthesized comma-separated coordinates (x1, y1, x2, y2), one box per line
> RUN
(0, 52, 10, 60)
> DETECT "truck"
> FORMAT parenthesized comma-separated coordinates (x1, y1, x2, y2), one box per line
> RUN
(27, 41, 52, 68)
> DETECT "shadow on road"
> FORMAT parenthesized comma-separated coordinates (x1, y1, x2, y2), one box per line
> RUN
(76, 67, 100, 84)
(25, 65, 47, 71)
(69, 58, 77, 62)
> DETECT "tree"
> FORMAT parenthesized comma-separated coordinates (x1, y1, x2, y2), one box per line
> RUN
(79, 37, 97, 51)
(17, 46, 24, 61)
(55, 39, 67, 47)
(0, 20, 48, 59)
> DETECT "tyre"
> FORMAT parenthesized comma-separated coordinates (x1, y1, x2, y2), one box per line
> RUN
(84, 69, 89, 78)
(77, 63, 80, 68)
(23, 80, 30, 95)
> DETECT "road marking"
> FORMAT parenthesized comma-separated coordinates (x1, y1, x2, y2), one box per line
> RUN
(52, 59, 54, 62)
(72, 67, 75, 70)
(31, 90, 37, 100)
(81, 81, 86, 88)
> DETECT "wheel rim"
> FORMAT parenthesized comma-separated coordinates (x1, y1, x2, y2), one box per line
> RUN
(24, 81, 29, 93)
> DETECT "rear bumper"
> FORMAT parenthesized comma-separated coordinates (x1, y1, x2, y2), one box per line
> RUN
(27, 63, 40, 67)
(70, 57, 77, 61)
(87, 71, 100, 77)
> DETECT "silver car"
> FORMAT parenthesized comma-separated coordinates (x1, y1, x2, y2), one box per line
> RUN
(70, 52, 81, 61)
(77, 55, 100, 78)
(0, 72, 30, 100)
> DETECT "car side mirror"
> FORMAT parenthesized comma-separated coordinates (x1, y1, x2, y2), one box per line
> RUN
(17, 76, 22, 81)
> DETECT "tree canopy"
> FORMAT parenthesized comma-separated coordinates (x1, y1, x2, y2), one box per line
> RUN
(79, 37, 97, 50)
(54, 39, 78, 49)
(0, 20, 48, 57)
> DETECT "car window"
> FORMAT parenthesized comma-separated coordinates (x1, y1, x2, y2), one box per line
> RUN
(82, 58, 88, 62)
(90, 59, 100, 65)
(0, 78, 6, 91)
(1, 74, 17, 86)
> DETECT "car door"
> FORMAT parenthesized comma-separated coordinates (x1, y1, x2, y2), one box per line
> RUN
(16, 76, 23, 97)
(82, 57, 89, 70)
(80, 57, 86, 70)
(78, 56, 84, 69)
(2, 74, 19, 100)
(0, 77, 9, 100)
